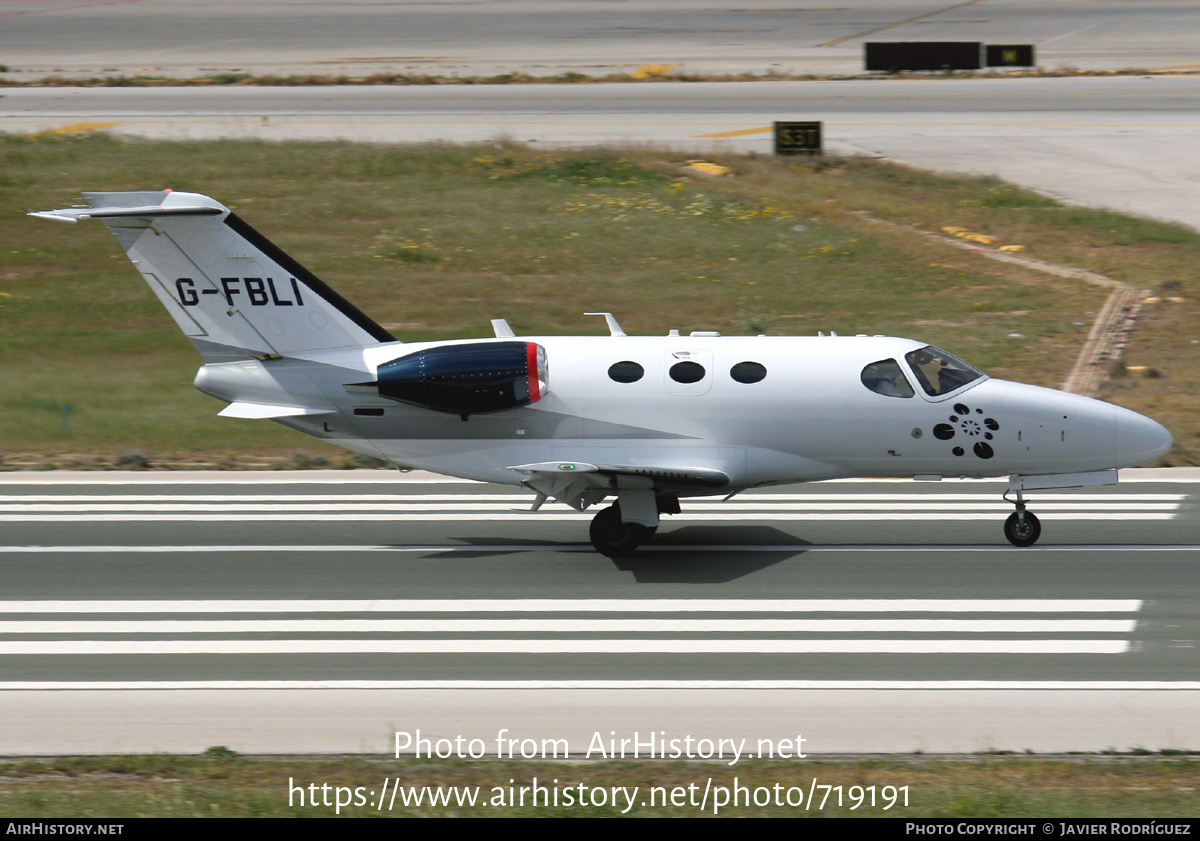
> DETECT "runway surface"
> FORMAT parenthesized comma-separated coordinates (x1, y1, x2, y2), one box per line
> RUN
(2, 0, 1198, 79)
(2, 469, 1197, 754)
(6, 75, 1200, 230)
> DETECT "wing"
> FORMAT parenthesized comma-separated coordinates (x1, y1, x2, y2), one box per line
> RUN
(508, 461, 729, 511)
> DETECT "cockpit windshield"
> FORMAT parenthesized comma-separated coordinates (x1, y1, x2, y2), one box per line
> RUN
(904, 346, 984, 397)
(860, 358, 915, 398)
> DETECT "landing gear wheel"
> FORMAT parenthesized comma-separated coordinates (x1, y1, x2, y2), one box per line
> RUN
(1004, 511, 1041, 547)
(589, 505, 656, 557)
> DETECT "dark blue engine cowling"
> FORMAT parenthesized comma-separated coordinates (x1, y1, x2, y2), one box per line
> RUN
(375, 341, 547, 415)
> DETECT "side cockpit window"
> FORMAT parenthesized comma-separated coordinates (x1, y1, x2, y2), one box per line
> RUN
(904, 346, 983, 396)
(861, 358, 915, 398)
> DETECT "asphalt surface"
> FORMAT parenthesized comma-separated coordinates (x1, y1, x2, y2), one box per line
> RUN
(4, 469, 1197, 684)
(2, 469, 1197, 753)
(3, 0, 1199, 79)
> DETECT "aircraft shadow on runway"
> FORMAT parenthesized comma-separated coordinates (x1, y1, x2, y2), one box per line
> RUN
(436, 526, 810, 582)
(614, 526, 810, 583)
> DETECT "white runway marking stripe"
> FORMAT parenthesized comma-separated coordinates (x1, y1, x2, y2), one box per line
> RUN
(0, 599, 1142, 613)
(0, 599, 1139, 657)
(0, 491, 1182, 522)
(0, 502, 1180, 512)
(0, 494, 1184, 502)
(0, 513, 1178, 522)
(3, 545, 1200, 555)
(0, 474, 1189, 485)
(0, 639, 1130, 655)
(3, 680, 1198, 690)
(0, 619, 1137, 634)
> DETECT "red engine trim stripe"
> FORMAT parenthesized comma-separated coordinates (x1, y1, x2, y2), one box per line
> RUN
(526, 342, 541, 403)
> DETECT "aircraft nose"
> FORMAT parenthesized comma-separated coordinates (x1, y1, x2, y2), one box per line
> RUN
(1114, 407, 1173, 467)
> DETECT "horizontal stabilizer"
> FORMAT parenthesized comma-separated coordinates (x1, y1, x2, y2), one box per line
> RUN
(29, 205, 223, 224)
(217, 402, 334, 420)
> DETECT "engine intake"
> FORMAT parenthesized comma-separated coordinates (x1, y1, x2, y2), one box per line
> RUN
(374, 341, 548, 415)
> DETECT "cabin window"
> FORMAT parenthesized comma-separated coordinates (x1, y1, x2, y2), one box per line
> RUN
(669, 361, 706, 384)
(730, 361, 767, 384)
(608, 361, 644, 383)
(904, 346, 983, 396)
(861, 358, 915, 398)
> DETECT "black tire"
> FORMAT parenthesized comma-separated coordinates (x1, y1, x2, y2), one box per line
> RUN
(589, 505, 656, 557)
(1004, 511, 1041, 547)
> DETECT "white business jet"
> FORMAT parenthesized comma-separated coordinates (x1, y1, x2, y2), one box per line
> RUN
(32, 191, 1173, 555)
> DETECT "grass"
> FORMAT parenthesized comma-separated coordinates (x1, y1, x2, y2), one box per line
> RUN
(1, 754, 1199, 818)
(2, 135, 1198, 466)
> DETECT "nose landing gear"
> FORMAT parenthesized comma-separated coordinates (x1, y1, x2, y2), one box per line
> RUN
(1002, 488, 1041, 547)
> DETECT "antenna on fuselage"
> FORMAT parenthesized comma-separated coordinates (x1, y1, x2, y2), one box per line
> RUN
(584, 312, 627, 337)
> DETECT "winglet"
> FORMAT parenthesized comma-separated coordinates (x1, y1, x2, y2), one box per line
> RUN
(28, 212, 81, 224)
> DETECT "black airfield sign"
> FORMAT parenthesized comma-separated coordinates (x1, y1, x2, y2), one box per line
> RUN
(986, 44, 1035, 67)
(863, 41, 1035, 72)
(865, 41, 982, 72)
(774, 121, 822, 156)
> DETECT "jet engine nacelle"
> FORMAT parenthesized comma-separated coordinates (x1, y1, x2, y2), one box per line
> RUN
(375, 341, 548, 415)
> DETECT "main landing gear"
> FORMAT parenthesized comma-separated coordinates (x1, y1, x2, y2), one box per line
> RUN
(1002, 488, 1041, 547)
(589, 503, 657, 557)
(588, 494, 681, 557)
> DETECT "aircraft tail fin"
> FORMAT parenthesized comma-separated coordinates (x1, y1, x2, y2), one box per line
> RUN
(31, 190, 396, 361)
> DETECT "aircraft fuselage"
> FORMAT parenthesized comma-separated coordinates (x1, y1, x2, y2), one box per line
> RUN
(231, 334, 1172, 494)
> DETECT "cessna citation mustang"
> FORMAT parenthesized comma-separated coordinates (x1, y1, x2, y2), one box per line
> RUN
(32, 191, 1173, 555)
